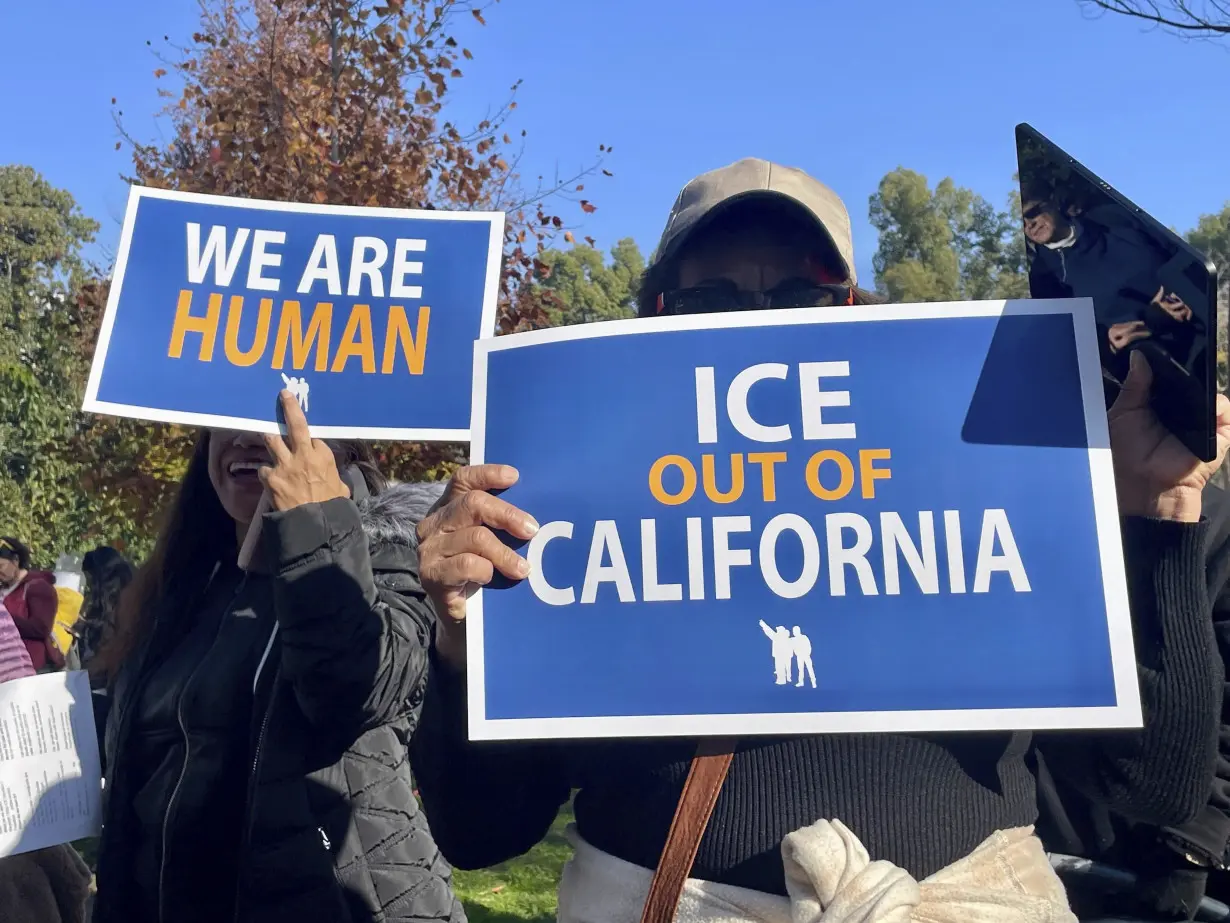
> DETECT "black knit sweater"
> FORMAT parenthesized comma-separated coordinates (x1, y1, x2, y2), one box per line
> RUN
(411, 515, 1223, 896)
(1036, 489, 1230, 916)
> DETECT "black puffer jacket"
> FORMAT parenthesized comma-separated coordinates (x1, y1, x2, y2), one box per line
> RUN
(93, 483, 463, 923)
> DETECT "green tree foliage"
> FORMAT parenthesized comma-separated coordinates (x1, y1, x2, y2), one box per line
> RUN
(536, 238, 645, 326)
(869, 168, 1027, 303)
(0, 166, 101, 563)
(0, 0, 612, 565)
(94, 0, 609, 503)
(1185, 204, 1230, 387)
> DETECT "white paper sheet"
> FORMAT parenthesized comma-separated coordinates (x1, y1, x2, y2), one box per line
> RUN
(0, 670, 102, 856)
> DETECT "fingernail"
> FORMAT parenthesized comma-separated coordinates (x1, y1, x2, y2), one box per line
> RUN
(280, 389, 293, 400)
(523, 516, 540, 536)
(516, 557, 531, 577)
(501, 465, 519, 481)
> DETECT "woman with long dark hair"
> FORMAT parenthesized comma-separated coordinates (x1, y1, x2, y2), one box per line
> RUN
(75, 546, 134, 678)
(90, 392, 460, 923)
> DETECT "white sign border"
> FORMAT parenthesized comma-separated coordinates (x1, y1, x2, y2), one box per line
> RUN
(82, 184, 506, 440)
(466, 297, 1141, 741)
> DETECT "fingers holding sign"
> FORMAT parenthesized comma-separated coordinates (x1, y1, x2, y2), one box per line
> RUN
(416, 464, 540, 668)
(259, 390, 349, 512)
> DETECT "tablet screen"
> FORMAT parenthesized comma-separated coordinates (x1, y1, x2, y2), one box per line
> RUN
(1016, 123, 1218, 461)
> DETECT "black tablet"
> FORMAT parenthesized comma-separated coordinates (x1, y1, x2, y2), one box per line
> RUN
(1015, 122, 1220, 462)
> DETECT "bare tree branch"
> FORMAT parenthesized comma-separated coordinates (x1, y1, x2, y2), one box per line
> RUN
(1079, 0, 1230, 35)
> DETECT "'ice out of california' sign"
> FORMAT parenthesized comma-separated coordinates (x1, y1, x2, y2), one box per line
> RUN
(466, 298, 1141, 741)
(84, 187, 504, 439)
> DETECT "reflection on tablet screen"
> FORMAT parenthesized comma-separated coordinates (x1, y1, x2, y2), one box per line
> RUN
(1016, 123, 1219, 461)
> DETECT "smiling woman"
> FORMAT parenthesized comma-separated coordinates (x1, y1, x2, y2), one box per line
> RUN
(206, 430, 274, 527)
(87, 409, 460, 923)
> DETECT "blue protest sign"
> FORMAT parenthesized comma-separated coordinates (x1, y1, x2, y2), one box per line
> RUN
(84, 186, 504, 439)
(467, 299, 1140, 740)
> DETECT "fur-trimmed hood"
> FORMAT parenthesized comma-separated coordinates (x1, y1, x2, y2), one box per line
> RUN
(357, 481, 447, 549)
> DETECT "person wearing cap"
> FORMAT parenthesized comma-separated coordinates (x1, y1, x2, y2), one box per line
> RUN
(411, 159, 1230, 921)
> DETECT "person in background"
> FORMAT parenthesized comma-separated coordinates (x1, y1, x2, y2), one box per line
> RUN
(90, 392, 460, 923)
(0, 846, 92, 923)
(0, 590, 93, 922)
(0, 537, 64, 672)
(76, 546, 135, 678)
(411, 159, 1230, 922)
(50, 555, 86, 671)
(0, 597, 34, 684)
(73, 546, 136, 776)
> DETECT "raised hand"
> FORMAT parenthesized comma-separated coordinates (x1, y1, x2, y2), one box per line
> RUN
(259, 390, 349, 512)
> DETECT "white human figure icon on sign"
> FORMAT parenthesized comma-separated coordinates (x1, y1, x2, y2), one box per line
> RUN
(759, 619, 794, 685)
(791, 626, 816, 689)
(280, 373, 310, 413)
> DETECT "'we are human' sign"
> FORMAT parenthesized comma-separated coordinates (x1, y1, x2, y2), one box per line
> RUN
(84, 186, 503, 440)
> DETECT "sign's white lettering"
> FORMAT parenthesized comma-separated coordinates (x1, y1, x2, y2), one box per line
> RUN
(525, 508, 1029, 607)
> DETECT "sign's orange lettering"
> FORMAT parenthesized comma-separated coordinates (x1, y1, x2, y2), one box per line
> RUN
(166, 290, 431, 377)
(224, 295, 273, 367)
(168, 290, 222, 361)
(272, 300, 332, 372)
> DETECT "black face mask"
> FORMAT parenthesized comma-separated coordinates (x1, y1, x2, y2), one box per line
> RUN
(657, 279, 853, 316)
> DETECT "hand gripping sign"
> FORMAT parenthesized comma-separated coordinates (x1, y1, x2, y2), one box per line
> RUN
(84, 186, 504, 440)
(466, 298, 1140, 741)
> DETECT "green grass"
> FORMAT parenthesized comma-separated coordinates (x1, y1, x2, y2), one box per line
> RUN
(452, 804, 574, 923)
(73, 837, 99, 869)
(70, 808, 575, 923)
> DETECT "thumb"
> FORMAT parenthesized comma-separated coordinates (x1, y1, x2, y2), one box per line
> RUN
(1112, 349, 1153, 415)
(451, 464, 520, 496)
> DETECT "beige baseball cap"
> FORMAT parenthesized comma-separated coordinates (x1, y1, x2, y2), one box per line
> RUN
(650, 157, 857, 284)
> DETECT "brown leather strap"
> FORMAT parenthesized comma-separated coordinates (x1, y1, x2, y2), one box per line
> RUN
(639, 737, 738, 923)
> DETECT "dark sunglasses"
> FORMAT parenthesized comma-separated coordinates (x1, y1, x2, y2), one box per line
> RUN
(656, 278, 853, 316)
(1022, 203, 1048, 221)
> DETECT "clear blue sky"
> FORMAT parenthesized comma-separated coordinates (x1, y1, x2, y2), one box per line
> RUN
(3, 0, 1229, 285)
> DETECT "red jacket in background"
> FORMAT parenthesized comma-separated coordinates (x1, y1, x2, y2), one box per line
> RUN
(4, 571, 61, 670)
